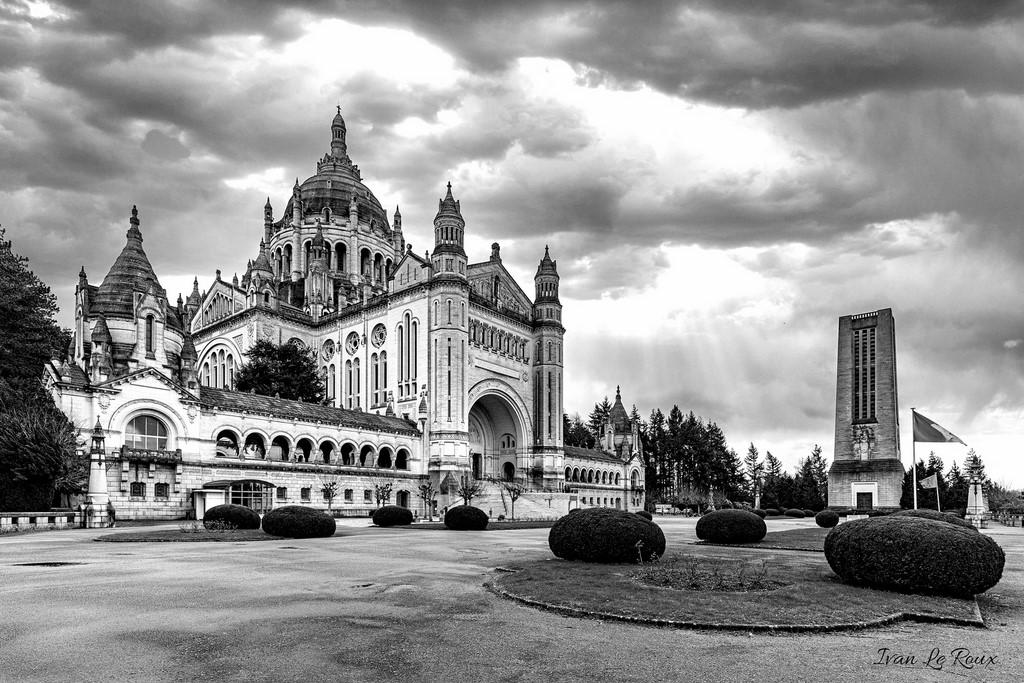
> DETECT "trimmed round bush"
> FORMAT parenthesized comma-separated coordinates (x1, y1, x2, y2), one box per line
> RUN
(765, 508, 781, 516)
(751, 508, 767, 518)
(444, 505, 488, 530)
(802, 509, 815, 517)
(785, 509, 805, 518)
(262, 505, 336, 538)
(890, 508, 977, 530)
(635, 510, 654, 521)
(825, 516, 1004, 597)
(695, 509, 767, 544)
(549, 507, 666, 563)
(372, 505, 414, 527)
(815, 509, 840, 528)
(203, 504, 260, 530)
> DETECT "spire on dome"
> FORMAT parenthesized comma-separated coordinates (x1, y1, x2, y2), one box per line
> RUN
(330, 107, 348, 159)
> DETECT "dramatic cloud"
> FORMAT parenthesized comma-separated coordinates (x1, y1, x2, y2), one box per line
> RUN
(2, 0, 1022, 484)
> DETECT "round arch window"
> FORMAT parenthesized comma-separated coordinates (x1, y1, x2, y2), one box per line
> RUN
(126, 415, 168, 450)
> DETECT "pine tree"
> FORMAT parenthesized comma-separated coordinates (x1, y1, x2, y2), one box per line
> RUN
(586, 396, 612, 443)
(945, 462, 969, 511)
(647, 409, 667, 500)
(808, 444, 829, 504)
(743, 443, 763, 502)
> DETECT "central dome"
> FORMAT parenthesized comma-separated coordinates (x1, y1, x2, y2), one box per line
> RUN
(282, 112, 390, 231)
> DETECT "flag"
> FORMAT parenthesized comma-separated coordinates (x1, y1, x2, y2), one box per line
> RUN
(912, 411, 966, 445)
(919, 473, 938, 489)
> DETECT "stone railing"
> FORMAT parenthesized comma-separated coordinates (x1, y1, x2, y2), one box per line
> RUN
(0, 511, 80, 532)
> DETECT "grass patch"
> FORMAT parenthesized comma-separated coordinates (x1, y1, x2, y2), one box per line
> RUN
(491, 544, 982, 631)
(375, 520, 557, 531)
(696, 527, 829, 552)
(96, 529, 283, 543)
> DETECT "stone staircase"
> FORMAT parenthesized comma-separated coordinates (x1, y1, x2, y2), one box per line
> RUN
(470, 488, 572, 521)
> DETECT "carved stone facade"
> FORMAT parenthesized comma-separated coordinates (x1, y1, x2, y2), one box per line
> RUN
(45, 111, 645, 521)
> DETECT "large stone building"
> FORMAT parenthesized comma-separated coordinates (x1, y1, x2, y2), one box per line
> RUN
(43, 110, 645, 523)
(828, 308, 904, 509)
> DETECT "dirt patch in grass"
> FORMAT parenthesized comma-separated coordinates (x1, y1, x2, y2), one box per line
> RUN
(96, 529, 285, 542)
(490, 544, 983, 631)
(696, 527, 829, 552)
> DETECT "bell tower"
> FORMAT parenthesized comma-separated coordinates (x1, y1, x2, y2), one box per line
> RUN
(532, 246, 564, 487)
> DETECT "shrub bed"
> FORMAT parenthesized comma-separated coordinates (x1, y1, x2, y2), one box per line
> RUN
(549, 507, 666, 563)
(203, 504, 261, 530)
(784, 509, 805, 518)
(262, 506, 336, 538)
(444, 505, 488, 530)
(636, 510, 653, 521)
(751, 508, 767, 518)
(890, 508, 976, 530)
(824, 516, 1004, 597)
(695, 509, 767, 544)
(815, 509, 839, 528)
(372, 505, 414, 527)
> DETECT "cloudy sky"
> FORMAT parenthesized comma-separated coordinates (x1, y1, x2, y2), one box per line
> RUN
(2, 0, 1022, 487)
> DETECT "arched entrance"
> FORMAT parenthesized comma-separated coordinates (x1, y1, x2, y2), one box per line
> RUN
(468, 386, 529, 482)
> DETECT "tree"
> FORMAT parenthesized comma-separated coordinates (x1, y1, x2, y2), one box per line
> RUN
(418, 481, 438, 521)
(234, 339, 325, 403)
(0, 230, 84, 511)
(646, 408, 668, 501)
(743, 443, 763, 503)
(945, 461, 969, 511)
(587, 397, 612, 443)
(0, 381, 85, 511)
(793, 457, 824, 510)
(493, 477, 525, 520)
(456, 474, 486, 505)
(0, 228, 70, 388)
(316, 471, 342, 511)
(562, 412, 594, 448)
(808, 445, 829, 505)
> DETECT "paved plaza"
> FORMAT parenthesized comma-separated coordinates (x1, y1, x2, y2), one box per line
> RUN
(0, 518, 1020, 682)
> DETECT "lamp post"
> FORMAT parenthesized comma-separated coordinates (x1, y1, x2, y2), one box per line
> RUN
(84, 417, 111, 528)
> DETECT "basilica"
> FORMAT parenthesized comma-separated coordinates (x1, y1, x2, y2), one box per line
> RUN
(43, 110, 645, 524)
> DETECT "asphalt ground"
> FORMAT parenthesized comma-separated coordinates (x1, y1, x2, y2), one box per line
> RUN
(0, 517, 1020, 683)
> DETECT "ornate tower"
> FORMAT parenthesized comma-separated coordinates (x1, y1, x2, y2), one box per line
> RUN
(829, 308, 903, 509)
(428, 183, 471, 490)
(532, 246, 565, 487)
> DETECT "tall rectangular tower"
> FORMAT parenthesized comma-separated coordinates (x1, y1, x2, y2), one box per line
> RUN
(828, 308, 904, 509)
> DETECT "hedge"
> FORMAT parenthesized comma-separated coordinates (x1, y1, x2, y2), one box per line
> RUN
(444, 505, 488, 530)
(203, 504, 261, 530)
(802, 509, 815, 517)
(824, 516, 1004, 597)
(890, 508, 976, 530)
(695, 509, 767, 544)
(635, 510, 654, 521)
(549, 507, 666, 563)
(784, 509, 805, 518)
(815, 509, 839, 528)
(751, 508, 767, 518)
(372, 505, 414, 527)
(764, 509, 781, 516)
(262, 506, 336, 538)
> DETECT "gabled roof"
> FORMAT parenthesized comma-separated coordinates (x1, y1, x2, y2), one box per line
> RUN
(467, 259, 533, 312)
(95, 366, 200, 401)
(200, 387, 419, 435)
(563, 445, 625, 464)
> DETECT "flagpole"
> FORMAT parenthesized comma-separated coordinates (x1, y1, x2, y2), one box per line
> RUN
(911, 408, 918, 510)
